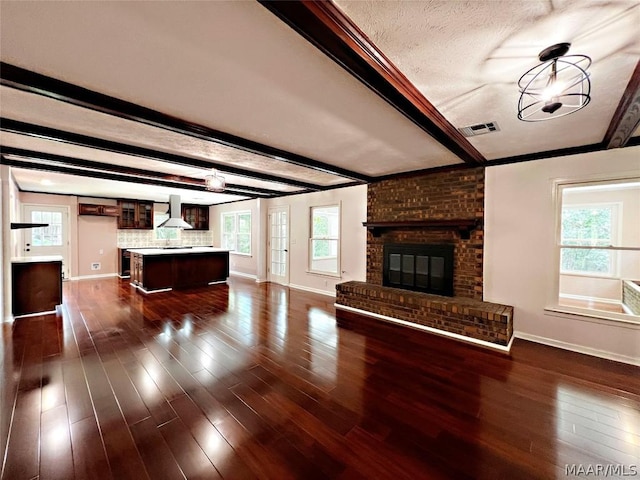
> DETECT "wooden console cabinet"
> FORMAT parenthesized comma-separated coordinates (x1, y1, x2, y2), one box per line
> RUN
(12, 256, 63, 316)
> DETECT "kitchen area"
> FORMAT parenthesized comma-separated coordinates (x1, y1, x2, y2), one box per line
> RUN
(8, 190, 230, 318)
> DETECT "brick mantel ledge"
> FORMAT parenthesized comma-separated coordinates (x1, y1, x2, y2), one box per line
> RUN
(335, 281, 513, 348)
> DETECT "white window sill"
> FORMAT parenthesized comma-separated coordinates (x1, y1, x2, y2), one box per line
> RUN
(560, 271, 617, 279)
(306, 270, 342, 279)
(544, 305, 640, 328)
(230, 252, 252, 257)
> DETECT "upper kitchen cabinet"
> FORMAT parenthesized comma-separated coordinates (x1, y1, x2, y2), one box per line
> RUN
(117, 200, 154, 229)
(181, 204, 209, 230)
(78, 203, 119, 217)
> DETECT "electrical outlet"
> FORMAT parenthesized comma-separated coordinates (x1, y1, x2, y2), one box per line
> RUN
(99, 249, 104, 255)
(91, 262, 101, 271)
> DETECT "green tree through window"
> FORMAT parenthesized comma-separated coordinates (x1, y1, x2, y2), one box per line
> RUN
(560, 206, 614, 274)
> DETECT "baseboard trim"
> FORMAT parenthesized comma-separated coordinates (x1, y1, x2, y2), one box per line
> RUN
(290, 283, 336, 297)
(514, 331, 639, 366)
(70, 273, 118, 281)
(130, 283, 172, 294)
(335, 303, 513, 353)
(229, 271, 257, 281)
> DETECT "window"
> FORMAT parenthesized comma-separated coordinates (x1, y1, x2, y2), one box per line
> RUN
(154, 212, 178, 241)
(30, 210, 63, 246)
(554, 178, 640, 320)
(222, 211, 251, 255)
(309, 205, 340, 275)
(560, 204, 617, 275)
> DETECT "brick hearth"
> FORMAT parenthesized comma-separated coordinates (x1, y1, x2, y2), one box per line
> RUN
(336, 167, 514, 348)
(336, 281, 513, 346)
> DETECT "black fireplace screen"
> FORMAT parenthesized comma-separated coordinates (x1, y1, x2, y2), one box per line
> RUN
(383, 244, 454, 296)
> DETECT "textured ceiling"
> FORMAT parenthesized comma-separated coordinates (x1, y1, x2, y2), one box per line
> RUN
(1, 0, 639, 203)
(335, 0, 640, 159)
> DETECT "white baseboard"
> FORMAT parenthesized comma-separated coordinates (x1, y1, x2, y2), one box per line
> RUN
(335, 303, 513, 353)
(229, 271, 257, 281)
(290, 283, 336, 298)
(514, 331, 639, 366)
(70, 273, 118, 281)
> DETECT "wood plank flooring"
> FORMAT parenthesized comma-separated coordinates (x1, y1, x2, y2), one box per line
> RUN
(1, 276, 639, 479)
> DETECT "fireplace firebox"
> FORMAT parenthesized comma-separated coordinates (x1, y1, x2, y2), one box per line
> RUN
(383, 244, 454, 296)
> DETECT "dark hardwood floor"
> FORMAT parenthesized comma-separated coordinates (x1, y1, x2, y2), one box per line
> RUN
(1, 276, 639, 479)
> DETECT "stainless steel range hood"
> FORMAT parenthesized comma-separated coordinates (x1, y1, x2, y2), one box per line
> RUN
(157, 195, 193, 229)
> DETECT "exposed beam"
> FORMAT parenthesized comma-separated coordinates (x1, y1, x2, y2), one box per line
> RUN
(0, 146, 282, 197)
(0, 156, 263, 198)
(0, 118, 319, 191)
(603, 60, 640, 149)
(259, 0, 485, 166)
(0, 62, 370, 182)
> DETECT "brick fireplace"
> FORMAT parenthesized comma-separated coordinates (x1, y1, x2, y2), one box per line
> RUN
(336, 167, 513, 349)
(367, 167, 484, 298)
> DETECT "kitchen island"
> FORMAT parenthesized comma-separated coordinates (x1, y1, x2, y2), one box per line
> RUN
(127, 247, 230, 293)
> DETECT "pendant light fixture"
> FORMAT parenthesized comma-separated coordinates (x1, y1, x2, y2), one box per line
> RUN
(517, 43, 591, 122)
(204, 169, 226, 192)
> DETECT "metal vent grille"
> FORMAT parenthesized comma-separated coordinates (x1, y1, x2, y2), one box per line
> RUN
(458, 122, 500, 137)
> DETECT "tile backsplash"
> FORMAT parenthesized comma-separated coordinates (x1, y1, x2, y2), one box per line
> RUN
(117, 229, 215, 248)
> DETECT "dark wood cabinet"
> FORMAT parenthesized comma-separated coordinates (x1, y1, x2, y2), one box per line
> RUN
(117, 200, 154, 229)
(181, 204, 209, 230)
(78, 203, 119, 217)
(130, 250, 228, 293)
(118, 248, 131, 278)
(12, 258, 63, 316)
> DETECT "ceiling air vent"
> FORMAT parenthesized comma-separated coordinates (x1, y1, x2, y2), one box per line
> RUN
(458, 121, 500, 137)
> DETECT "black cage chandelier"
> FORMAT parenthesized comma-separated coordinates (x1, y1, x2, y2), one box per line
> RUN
(205, 169, 226, 192)
(518, 43, 591, 122)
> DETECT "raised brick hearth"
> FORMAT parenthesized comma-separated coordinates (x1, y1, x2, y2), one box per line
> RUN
(336, 167, 514, 349)
(336, 281, 513, 347)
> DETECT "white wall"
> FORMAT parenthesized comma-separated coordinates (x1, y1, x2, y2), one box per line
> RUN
(484, 146, 640, 365)
(210, 185, 368, 295)
(267, 185, 367, 296)
(210, 199, 261, 278)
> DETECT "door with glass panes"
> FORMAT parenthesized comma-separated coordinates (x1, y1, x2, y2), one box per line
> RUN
(268, 206, 289, 285)
(22, 205, 70, 279)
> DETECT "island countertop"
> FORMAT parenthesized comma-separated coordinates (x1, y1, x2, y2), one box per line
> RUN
(11, 255, 64, 264)
(127, 247, 230, 255)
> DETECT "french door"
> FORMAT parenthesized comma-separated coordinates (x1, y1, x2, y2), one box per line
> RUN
(268, 206, 290, 285)
(22, 205, 71, 279)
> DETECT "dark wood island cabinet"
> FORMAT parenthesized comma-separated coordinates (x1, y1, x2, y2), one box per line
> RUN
(128, 247, 229, 293)
(12, 256, 63, 317)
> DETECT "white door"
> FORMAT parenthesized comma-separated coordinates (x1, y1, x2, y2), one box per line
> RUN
(22, 205, 71, 279)
(268, 206, 290, 285)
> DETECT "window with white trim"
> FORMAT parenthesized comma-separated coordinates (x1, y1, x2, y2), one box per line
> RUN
(154, 212, 178, 240)
(560, 204, 618, 276)
(554, 178, 640, 320)
(309, 205, 340, 275)
(222, 211, 251, 255)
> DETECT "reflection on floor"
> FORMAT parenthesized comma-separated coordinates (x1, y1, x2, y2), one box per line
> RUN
(1, 276, 639, 479)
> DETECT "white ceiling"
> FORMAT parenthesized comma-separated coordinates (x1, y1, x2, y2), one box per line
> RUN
(1, 0, 639, 203)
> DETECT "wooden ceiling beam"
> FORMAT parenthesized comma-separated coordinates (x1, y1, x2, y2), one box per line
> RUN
(0, 62, 371, 182)
(0, 155, 271, 198)
(0, 146, 283, 197)
(260, 0, 485, 166)
(603, 60, 640, 149)
(0, 118, 319, 191)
